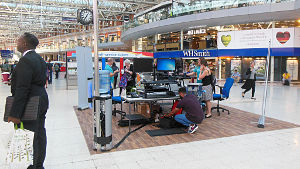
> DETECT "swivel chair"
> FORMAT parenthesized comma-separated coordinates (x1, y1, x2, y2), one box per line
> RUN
(212, 78, 234, 116)
(112, 89, 126, 120)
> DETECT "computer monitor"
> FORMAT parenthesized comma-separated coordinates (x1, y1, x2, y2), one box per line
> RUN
(133, 58, 153, 72)
(157, 59, 176, 71)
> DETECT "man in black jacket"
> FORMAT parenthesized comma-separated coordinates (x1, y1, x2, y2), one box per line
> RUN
(8, 33, 49, 169)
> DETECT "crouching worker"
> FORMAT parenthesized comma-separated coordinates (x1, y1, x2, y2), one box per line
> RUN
(164, 87, 204, 133)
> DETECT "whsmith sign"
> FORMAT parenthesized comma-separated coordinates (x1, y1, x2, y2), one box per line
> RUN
(154, 50, 218, 58)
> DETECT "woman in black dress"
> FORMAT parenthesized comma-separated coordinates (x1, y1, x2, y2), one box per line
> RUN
(242, 61, 256, 99)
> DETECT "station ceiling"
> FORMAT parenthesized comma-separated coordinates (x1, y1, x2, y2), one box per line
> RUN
(0, 0, 162, 47)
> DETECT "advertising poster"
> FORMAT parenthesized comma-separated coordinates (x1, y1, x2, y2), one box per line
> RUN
(218, 28, 299, 49)
(287, 60, 298, 80)
(254, 60, 266, 80)
(231, 60, 241, 73)
(236, 29, 271, 49)
(294, 27, 300, 47)
(0, 50, 13, 58)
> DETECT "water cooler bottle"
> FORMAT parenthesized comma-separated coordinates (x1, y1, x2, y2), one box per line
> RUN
(93, 70, 113, 151)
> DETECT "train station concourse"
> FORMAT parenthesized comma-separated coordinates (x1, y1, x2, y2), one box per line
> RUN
(1, 0, 300, 169)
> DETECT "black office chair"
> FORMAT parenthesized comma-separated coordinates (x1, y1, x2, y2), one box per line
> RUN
(212, 78, 234, 116)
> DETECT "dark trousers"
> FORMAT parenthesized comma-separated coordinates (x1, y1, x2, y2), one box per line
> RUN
(24, 112, 47, 169)
(113, 76, 118, 89)
(48, 71, 52, 84)
(244, 83, 255, 97)
(55, 71, 59, 79)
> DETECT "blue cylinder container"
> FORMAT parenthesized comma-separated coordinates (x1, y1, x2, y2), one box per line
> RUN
(99, 70, 110, 94)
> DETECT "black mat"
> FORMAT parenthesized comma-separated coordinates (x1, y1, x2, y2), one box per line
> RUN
(145, 128, 186, 137)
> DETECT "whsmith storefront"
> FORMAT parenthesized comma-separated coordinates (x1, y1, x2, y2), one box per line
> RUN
(154, 28, 300, 82)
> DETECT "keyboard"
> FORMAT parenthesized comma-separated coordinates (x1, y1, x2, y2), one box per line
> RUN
(145, 92, 169, 98)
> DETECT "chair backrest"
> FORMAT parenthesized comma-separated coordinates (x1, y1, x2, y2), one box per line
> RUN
(222, 78, 234, 98)
(211, 75, 217, 93)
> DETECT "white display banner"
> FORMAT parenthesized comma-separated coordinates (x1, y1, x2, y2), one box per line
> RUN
(236, 29, 271, 49)
(218, 28, 300, 49)
(294, 27, 300, 47)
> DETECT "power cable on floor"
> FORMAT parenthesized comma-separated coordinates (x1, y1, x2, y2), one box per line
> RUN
(99, 123, 147, 152)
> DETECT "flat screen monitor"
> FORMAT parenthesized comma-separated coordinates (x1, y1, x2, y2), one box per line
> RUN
(133, 58, 153, 72)
(157, 59, 176, 71)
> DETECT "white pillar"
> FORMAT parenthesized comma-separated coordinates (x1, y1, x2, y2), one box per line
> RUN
(137, 38, 143, 52)
(154, 34, 158, 52)
(270, 56, 275, 82)
(132, 40, 136, 52)
(270, 21, 275, 82)
(180, 30, 183, 50)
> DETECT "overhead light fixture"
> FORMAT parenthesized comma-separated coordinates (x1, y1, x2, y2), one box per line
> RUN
(297, 19, 300, 23)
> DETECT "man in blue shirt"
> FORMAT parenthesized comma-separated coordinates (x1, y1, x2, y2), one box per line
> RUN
(186, 58, 203, 83)
(105, 58, 119, 87)
(231, 69, 240, 85)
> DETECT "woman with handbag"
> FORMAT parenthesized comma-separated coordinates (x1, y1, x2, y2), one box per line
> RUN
(7, 33, 49, 169)
(197, 58, 213, 118)
(242, 61, 256, 99)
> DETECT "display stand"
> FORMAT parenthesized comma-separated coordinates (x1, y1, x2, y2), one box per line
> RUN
(76, 47, 93, 110)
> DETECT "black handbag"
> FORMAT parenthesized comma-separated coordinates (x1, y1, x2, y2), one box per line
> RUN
(3, 96, 40, 122)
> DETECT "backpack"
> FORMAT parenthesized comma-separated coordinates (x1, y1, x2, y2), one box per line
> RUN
(159, 117, 185, 129)
(119, 74, 128, 88)
(54, 64, 59, 71)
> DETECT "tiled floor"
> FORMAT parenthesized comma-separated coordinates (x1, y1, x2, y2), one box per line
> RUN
(0, 79, 300, 169)
(75, 102, 299, 155)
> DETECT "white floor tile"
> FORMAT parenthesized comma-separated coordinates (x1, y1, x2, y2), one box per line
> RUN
(1, 78, 300, 169)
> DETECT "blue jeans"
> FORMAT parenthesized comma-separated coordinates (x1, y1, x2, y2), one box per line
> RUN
(174, 114, 194, 126)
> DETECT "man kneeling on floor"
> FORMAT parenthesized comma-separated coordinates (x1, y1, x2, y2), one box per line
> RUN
(164, 87, 204, 133)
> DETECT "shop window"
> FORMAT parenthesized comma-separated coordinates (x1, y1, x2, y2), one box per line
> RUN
(287, 58, 299, 81)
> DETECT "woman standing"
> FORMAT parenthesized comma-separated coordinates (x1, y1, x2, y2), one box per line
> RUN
(123, 59, 136, 94)
(242, 61, 256, 99)
(197, 58, 213, 118)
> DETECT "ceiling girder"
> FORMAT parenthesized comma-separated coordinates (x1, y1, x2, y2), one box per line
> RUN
(0, 0, 162, 47)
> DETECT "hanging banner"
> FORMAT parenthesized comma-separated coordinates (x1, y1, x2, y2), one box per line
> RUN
(218, 28, 299, 49)
(98, 51, 153, 58)
(154, 49, 218, 58)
